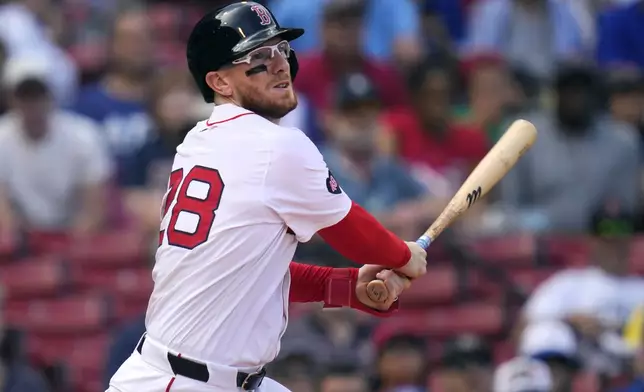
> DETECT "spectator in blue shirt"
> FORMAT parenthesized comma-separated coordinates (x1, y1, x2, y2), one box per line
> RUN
(103, 315, 145, 390)
(71, 10, 154, 178)
(597, 1, 644, 69)
(465, 0, 586, 80)
(120, 69, 202, 235)
(270, 0, 422, 66)
(320, 72, 440, 239)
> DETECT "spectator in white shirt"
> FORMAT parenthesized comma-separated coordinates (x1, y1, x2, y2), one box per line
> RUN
(0, 57, 112, 235)
(519, 204, 643, 375)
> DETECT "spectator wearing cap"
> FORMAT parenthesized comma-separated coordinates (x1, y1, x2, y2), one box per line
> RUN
(271, 0, 422, 65)
(597, 1, 644, 69)
(465, 0, 586, 81)
(71, 9, 154, 179)
(520, 205, 644, 376)
(293, 0, 409, 115)
(439, 334, 493, 392)
(380, 57, 488, 196)
(279, 307, 374, 370)
(605, 68, 644, 134)
(374, 334, 429, 392)
(493, 356, 553, 392)
(0, 0, 78, 105)
(500, 63, 639, 233)
(265, 352, 318, 392)
(519, 321, 580, 392)
(320, 361, 368, 392)
(0, 56, 112, 235)
(320, 72, 441, 239)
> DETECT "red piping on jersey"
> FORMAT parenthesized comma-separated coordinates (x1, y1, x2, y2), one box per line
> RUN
(318, 201, 410, 268)
(165, 377, 176, 392)
(205, 112, 254, 127)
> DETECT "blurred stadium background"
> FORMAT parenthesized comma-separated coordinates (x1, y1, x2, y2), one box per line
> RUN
(1, 0, 644, 391)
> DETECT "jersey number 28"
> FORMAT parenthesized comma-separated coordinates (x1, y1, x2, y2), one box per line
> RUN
(159, 166, 225, 249)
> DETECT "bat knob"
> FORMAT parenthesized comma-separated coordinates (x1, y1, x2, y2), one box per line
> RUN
(366, 280, 389, 303)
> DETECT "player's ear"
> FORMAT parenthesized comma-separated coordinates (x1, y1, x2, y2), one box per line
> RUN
(206, 71, 233, 98)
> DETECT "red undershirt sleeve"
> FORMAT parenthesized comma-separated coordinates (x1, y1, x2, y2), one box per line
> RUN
(318, 201, 410, 268)
(288, 262, 398, 317)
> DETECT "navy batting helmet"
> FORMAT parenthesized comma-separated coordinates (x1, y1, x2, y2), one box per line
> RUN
(186, 1, 304, 103)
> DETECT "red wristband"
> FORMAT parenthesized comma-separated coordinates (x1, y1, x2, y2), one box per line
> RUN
(324, 268, 399, 317)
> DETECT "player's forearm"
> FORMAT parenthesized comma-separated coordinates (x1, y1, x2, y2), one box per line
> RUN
(318, 201, 410, 268)
(288, 262, 397, 317)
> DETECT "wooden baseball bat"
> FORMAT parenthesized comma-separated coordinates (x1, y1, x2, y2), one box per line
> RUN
(366, 119, 538, 303)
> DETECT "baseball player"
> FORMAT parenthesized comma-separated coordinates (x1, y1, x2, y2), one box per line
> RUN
(106, 2, 427, 392)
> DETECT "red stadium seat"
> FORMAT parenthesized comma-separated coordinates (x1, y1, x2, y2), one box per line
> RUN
(373, 303, 504, 345)
(510, 268, 557, 293)
(112, 297, 148, 323)
(29, 333, 110, 392)
(629, 235, 644, 274)
(26, 231, 71, 255)
(542, 235, 591, 266)
(573, 372, 599, 392)
(493, 341, 516, 363)
(72, 266, 153, 300)
(67, 230, 150, 267)
(0, 232, 17, 262)
(0, 256, 68, 299)
(469, 234, 537, 266)
(400, 266, 459, 307)
(4, 294, 111, 333)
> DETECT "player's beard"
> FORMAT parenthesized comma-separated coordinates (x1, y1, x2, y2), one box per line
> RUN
(237, 84, 298, 120)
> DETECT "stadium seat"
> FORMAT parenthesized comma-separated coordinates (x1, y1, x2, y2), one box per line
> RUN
(573, 372, 599, 392)
(400, 266, 459, 306)
(29, 333, 109, 392)
(72, 266, 153, 300)
(0, 232, 17, 262)
(629, 235, 644, 274)
(373, 303, 504, 345)
(493, 341, 516, 362)
(67, 230, 150, 267)
(4, 294, 111, 333)
(26, 231, 70, 256)
(470, 234, 537, 266)
(0, 256, 69, 299)
(510, 268, 557, 293)
(541, 236, 591, 266)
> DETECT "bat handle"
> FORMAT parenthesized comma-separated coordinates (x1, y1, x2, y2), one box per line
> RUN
(416, 235, 431, 250)
(365, 235, 432, 303)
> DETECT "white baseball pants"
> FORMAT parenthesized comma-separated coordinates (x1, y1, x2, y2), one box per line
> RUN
(106, 336, 289, 392)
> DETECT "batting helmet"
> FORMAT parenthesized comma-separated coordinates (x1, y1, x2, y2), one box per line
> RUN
(186, 1, 304, 103)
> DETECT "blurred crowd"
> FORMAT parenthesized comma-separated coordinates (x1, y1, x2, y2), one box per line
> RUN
(2, 0, 644, 391)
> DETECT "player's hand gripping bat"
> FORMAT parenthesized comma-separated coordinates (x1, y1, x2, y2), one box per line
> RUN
(366, 119, 538, 303)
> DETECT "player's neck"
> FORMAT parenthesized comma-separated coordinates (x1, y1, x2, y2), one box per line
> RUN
(213, 98, 281, 125)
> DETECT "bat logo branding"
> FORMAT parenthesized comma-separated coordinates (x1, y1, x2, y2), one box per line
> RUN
(466, 186, 482, 208)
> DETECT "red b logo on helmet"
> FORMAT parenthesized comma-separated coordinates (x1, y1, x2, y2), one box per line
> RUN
(251, 5, 271, 25)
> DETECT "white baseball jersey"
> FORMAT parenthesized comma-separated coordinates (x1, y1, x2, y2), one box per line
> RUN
(145, 103, 352, 368)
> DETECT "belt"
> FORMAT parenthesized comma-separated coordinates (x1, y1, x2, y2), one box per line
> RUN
(136, 335, 266, 390)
